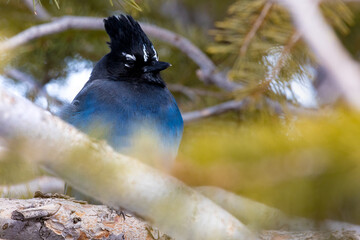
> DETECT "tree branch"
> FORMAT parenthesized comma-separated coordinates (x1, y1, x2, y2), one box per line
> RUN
(0, 16, 241, 91)
(0, 197, 161, 239)
(22, 0, 51, 20)
(4, 68, 64, 107)
(0, 85, 254, 239)
(277, 0, 360, 110)
(0, 14, 316, 118)
(1, 193, 359, 239)
(240, 2, 273, 57)
(0, 16, 103, 51)
(0, 176, 64, 198)
(168, 83, 225, 101)
(182, 99, 248, 123)
(271, 31, 301, 80)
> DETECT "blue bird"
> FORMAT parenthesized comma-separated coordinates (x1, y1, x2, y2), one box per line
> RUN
(60, 15, 183, 200)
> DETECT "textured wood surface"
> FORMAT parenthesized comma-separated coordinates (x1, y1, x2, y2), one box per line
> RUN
(0, 198, 165, 240)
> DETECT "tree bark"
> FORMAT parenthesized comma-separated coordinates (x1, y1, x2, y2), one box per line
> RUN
(0, 197, 164, 240)
(1, 197, 359, 240)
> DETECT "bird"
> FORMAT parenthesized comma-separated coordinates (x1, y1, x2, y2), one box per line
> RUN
(59, 15, 184, 201)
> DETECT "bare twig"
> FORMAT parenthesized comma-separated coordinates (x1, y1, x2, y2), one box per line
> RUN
(168, 84, 198, 101)
(22, 0, 51, 20)
(168, 83, 225, 100)
(278, 0, 360, 110)
(240, 2, 273, 57)
(182, 97, 318, 123)
(182, 99, 248, 123)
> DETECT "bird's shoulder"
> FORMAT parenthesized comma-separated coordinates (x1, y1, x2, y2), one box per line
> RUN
(59, 78, 180, 121)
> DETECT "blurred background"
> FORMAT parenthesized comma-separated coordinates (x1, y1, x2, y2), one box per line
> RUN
(2, 0, 360, 226)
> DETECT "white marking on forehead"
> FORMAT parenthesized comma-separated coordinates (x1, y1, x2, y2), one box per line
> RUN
(122, 52, 136, 61)
(151, 45, 159, 61)
(143, 44, 149, 62)
(124, 63, 131, 68)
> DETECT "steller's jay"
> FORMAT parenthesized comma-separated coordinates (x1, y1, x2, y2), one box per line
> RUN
(59, 15, 184, 201)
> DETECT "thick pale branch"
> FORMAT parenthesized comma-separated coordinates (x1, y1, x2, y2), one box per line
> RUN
(277, 0, 360, 110)
(0, 86, 254, 240)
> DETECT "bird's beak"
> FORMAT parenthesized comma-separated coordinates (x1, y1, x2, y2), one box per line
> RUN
(142, 61, 171, 73)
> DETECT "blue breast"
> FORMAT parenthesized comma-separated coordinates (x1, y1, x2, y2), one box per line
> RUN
(61, 79, 183, 170)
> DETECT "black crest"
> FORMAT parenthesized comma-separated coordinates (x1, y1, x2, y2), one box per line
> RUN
(104, 15, 156, 61)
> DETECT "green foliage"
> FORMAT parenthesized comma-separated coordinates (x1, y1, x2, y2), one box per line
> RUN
(208, 0, 353, 101)
(175, 110, 360, 224)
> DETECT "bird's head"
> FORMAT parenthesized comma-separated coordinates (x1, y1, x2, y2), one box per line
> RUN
(103, 15, 170, 86)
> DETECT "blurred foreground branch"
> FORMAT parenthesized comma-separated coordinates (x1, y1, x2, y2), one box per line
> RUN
(198, 186, 360, 235)
(0, 176, 64, 198)
(0, 85, 253, 239)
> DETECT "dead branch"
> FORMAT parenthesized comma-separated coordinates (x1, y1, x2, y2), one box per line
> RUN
(277, 0, 360, 110)
(0, 85, 254, 239)
(0, 197, 162, 240)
